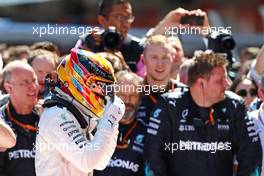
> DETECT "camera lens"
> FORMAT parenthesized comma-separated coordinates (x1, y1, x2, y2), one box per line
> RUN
(221, 36, 235, 50)
(103, 30, 122, 50)
(207, 30, 236, 73)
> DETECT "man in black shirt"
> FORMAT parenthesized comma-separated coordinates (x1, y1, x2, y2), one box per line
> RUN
(0, 60, 39, 176)
(144, 50, 262, 176)
(94, 70, 145, 176)
(136, 35, 185, 126)
(0, 116, 16, 150)
(77, 0, 144, 72)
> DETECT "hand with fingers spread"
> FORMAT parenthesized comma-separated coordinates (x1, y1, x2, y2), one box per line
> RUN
(151, 8, 210, 37)
(152, 8, 189, 36)
(188, 9, 210, 36)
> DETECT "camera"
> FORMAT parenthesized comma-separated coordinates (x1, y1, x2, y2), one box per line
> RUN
(208, 30, 236, 62)
(83, 27, 123, 52)
(180, 15, 204, 26)
(208, 30, 236, 79)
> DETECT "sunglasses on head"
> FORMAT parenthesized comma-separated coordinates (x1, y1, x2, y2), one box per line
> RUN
(236, 88, 257, 97)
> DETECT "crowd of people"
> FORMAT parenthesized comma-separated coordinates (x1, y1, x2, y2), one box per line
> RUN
(0, 0, 263, 176)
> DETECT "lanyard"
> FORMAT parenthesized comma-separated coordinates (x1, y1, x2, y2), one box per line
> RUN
(116, 120, 138, 149)
(6, 103, 37, 132)
(208, 109, 215, 126)
(148, 95, 158, 104)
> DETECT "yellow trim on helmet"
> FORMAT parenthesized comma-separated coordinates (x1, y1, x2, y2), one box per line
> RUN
(56, 50, 116, 118)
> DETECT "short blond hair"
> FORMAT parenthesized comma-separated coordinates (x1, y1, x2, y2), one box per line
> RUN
(144, 35, 175, 57)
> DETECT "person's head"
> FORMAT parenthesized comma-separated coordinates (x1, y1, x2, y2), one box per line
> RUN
(115, 70, 143, 124)
(229, 76, 257, 108)
(168, 37, 184, 79)
(8, 45, 30, 62)
(188, 50, 229, 106)
(239, 47, 259, 66)
(239, 59, 254, 77)
(28, 49, 56, 97)
(143, 35, 175, 85)
(30, 41, 60, 57)
(97, 51, 129, 73)
(179, 59, 193, 84)
(98, 0, 134, 37)
(2, 60, 39, 110)
(259, 72, 264, 102)
(57, 48, 116, 118)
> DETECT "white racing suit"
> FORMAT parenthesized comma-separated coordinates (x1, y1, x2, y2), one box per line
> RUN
(35, 93, 125, 176)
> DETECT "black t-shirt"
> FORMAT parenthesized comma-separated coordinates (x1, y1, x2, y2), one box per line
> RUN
(94, 118, 145, 176)
(81, 33, 144, 72)
(144, 88, 262, 176)
(119, 34, 144, 72)
(136, 80, 185, 126)
(0, 103, 39, 176)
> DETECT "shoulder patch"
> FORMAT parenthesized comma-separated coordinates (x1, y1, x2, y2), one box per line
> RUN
(162, 87, 188, 103)
(224, 91, 245, 109)
(225, 91, 244, 102)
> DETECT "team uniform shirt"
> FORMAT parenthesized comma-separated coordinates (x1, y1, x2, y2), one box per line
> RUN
(249, 104, 264, 175)
(144, 88, 262, 176)
(136, 80, 185, 127)
(35, 106, 118, 176)
(94, 118, 145, 176)
(0, 102, 39, 176)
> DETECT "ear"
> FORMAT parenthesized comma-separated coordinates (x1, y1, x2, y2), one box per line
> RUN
(258, 87, 264, 100)
(201, 81, 204, 88)
(3, 82, 12, 93)
(197, 78, 204, 88)
(97, 15, 108, 28)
